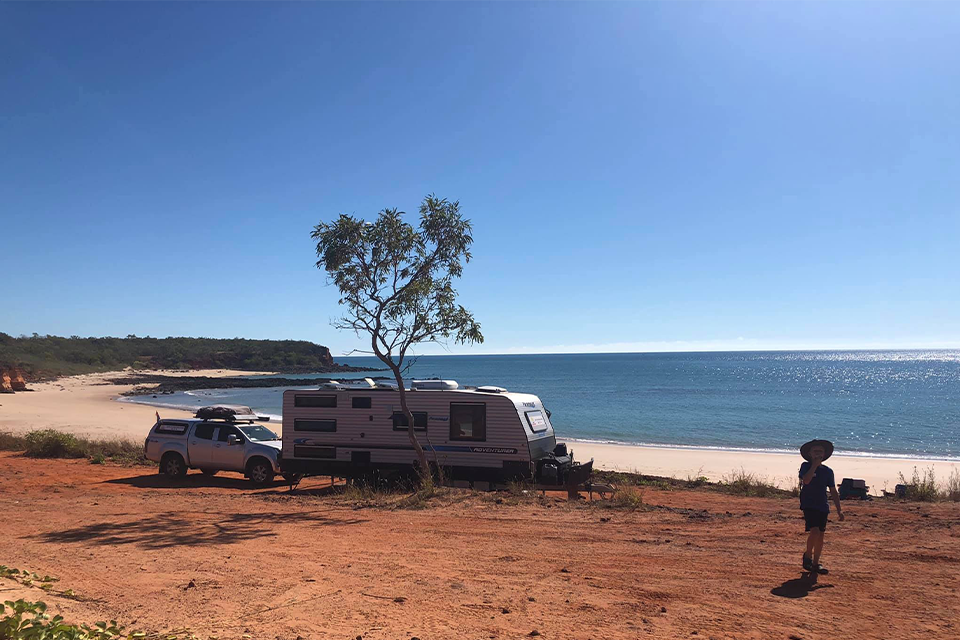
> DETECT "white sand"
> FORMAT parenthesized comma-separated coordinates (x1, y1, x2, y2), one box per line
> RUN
(2, 369, 956, 493)
(572, 441, 959, 495)
(0, 369, 272, 440)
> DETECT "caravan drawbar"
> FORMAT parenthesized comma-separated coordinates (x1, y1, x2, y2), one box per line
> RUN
(279, 379, 592, 486)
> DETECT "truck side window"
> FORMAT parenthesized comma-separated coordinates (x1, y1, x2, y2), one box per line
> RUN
(449, 404, 486, 441)
(194, 424, 215, 440)
(218, 426, 242, 442)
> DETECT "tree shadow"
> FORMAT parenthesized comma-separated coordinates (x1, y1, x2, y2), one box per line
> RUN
(31, 510, 368, 549)
(771, 572, 834, 598)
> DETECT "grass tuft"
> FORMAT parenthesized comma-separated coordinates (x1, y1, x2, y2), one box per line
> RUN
(718, 468, 783, 497)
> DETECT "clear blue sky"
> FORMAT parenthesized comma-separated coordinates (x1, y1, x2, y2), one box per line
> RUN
(2, 2, 959, 356)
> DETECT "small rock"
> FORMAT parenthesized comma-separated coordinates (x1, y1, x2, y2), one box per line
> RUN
(528, 596, 535, 602)
(661, 606, 667, 613)
(560, 568, 570, 573)
(529, 631, 540, 637)
(185, 580, 196, 590)
(501, 607, 511, 614)
(394, 597, 407, 604)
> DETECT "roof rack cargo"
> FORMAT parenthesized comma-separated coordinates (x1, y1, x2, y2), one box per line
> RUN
(195, 405, 269, 422)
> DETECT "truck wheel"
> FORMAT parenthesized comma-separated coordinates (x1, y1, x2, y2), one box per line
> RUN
(160, 453, 187, 478)
(201, 469, 218, 476)
(247, 458, 275, 486)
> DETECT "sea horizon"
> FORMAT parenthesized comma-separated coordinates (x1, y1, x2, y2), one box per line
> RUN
(123, 349, 960, 461)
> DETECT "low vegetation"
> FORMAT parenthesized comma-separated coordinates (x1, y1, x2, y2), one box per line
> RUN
(717, 468, 787, 498)
(0, 333, 341, 380)
(897, 466, 960, 502)
(0, 430, 148, 465)
(0, 599, 131, 640)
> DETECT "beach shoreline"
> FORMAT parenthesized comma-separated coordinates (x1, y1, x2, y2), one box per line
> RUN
(1, 369, 956, 492)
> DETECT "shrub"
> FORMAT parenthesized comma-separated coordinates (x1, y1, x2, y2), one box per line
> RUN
(2, 429, 149, 465)
(24, 430, 87, 459)
(898, 467, 940, 502)
(604, 485, 645, 511)
(719, 468, 782, 497)
(945, 469, 960, 502)
(0, 599, 136, 639)
(0, 431, 28, 451)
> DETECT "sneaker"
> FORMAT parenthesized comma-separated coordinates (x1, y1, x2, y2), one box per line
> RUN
(802, 555, 814, 571)
(815, 563, 829, 575)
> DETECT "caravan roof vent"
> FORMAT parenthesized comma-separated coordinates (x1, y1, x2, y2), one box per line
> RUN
(476, 385, 507, 393)
(411, 379, 459, 391)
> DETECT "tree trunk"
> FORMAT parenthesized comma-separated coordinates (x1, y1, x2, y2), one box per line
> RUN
(390, 365, 430, 479)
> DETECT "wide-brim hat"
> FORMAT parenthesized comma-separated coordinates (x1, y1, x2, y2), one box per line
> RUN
(800, 439, 834, 462)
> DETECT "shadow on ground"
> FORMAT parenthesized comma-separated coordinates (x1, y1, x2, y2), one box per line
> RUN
(31, 510, 368, 549)
(105, 471, 287, 491)
(771, 572, 834, 598)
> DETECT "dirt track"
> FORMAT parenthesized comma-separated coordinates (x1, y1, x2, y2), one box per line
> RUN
(3, 452, 958, 640)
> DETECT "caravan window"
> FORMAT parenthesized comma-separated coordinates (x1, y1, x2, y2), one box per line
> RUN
(352, 397, 372, 409)
(294, 419, 337, 432)
(392, 411, 428, 431)
(449, 404, 486, 441)
(525, 410, 547, 433)
(294, 395, 337, 408)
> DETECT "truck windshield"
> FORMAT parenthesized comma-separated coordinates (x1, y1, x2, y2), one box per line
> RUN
(238, 425, 279, 442)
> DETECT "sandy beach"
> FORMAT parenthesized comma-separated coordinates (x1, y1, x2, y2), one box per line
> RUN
(2, 370, 956, 493)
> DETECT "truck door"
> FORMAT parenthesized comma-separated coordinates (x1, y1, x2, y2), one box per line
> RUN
(213, 424, 246, 471)
(188, 423, 217, 467)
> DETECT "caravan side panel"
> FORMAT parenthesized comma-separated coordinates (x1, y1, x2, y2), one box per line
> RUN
(280, 389, 532, 480)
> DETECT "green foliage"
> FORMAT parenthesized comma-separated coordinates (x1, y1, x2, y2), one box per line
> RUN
(896, 466, 957, 502)
(312, 195, 484, 477)
(0, 335, 338, 380)
(312, 195, 484, 356)
(2, 431, 149, 465)
(0, 599, 130, 640)
(24, 431, 87, 459)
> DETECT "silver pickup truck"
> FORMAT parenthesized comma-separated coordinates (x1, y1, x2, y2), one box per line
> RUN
(145, 409, 287, 485)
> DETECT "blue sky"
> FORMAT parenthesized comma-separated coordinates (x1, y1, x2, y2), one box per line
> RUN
(2, 2, 959, 356)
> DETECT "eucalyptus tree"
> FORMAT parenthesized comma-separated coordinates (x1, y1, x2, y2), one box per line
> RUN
(311, 195, 483, 479)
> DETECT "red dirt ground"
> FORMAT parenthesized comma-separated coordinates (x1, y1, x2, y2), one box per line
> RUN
(2, 451, 958, 640)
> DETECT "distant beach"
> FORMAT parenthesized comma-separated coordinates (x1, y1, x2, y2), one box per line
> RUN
(124, 350, 960, 460)
(3, 365, 958, 493)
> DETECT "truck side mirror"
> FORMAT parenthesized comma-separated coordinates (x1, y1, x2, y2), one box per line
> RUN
(227, 434, 239, 446)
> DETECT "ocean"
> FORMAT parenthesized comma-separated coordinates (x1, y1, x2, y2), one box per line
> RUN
(124, 350, 960, 460)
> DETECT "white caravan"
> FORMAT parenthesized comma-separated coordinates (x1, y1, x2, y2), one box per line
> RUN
(279, 380, 592, 486)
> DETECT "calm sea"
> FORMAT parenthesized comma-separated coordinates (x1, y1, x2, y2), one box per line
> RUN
(125, 350, 960, 460)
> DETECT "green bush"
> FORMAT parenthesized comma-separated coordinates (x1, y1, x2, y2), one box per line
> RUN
(898, 467, 946, 502)
(24, 430, 87, 459)
(0, 599, 136, 640)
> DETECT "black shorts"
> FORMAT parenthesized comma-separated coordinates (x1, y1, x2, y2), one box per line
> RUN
(803, 509, 828, 532)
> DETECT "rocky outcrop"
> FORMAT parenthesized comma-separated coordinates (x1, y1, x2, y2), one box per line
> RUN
(0, 370, 13, 393)
(10, 369, 27, 391)
(0, 368, 28, 393)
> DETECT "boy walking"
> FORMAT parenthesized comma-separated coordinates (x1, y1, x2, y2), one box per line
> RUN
(799, 439, 843, 574)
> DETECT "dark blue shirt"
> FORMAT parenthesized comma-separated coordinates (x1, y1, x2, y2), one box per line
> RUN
(799, 462, 835, 512)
